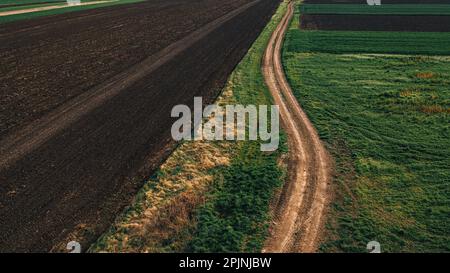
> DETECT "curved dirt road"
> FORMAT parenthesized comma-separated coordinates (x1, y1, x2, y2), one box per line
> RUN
(262, 1, 332, 253)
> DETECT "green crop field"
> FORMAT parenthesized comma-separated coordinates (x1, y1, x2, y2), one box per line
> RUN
(301, 4, 450, 15)
(286, 30, 450, 56)
(283, 5, 450, 252)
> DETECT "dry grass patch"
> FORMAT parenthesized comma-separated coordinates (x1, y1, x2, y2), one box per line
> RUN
(420, 105, 450, 114)
(90, 89, 237, 253)
(416, 72, 435, 79)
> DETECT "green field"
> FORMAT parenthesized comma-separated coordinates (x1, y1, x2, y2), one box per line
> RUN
(283, 5, 450, 252)
(286, 30, 450, 56)
(301, 4, 450, 15)
(0, 0, 145, 24)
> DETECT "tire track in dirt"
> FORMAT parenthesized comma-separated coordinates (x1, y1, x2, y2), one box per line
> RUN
(262, 1, 332, 253)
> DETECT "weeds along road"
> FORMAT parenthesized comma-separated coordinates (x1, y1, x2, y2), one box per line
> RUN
(0, 0, 280, 252)
(262, 1, 332, 253)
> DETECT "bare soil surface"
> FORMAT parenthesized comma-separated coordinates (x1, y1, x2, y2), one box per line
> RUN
(300, 14, 450, 32)
(262, 1, 332, 253)
(0, 1, 65, 9)
(0, 0, 280, 252)
(301, 14, 450, 32)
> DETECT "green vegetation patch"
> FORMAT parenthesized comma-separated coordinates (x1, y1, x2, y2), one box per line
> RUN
(188, 143, 285, 252)
(301, 4, 450, 15)
(0, 2, 67, 13)
(0, 0, 62, 5)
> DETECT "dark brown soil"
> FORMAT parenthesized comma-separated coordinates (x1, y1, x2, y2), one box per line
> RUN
(301, 14, 450, 32)
(0, 0, 252, 138)
(0, 0, 280, 252)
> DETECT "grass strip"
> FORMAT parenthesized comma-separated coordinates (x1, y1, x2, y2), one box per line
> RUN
(286, 29, 450, 56)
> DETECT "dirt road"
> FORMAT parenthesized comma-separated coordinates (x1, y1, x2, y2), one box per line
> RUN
(0, 0, 279, 252)
(262, 1, 332, 253)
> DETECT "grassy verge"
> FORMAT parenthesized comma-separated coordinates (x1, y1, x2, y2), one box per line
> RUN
(301, 4, 450, 15)
(90, 1, 288, 253)
(283, 3, 450, 252)
(0, 0, 145, 24)
(0, 0, 62, 5)
(0, 2, 68, 12)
